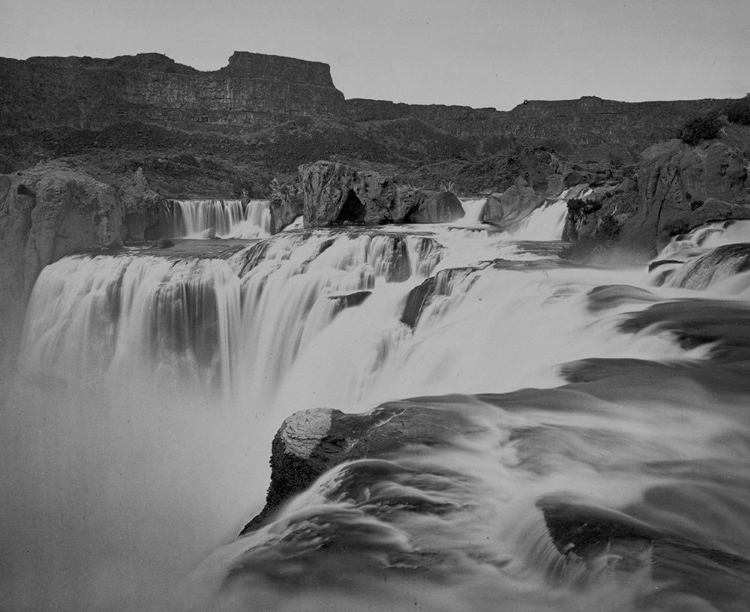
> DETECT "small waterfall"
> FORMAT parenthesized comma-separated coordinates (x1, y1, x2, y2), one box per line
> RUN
(454, 198, 487, 226)
(654, 243, 750, 292)
(171, 199, 271, 238)
(650, 220, 750, 292)
(655, 220, 750, 261)
(510, 198, 569, 241)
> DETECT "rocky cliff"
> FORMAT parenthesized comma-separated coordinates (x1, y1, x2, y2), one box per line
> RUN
(0, 162, 161, 312)
(2, 50, 749, 270)
(1, 51, 735, 165)
(346, 96, 729, 156)
(0, 52, 346, 134)
(561, 138, 750, 261)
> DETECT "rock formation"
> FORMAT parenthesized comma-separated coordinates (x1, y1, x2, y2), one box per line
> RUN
(241, 402, 469, 533)
(268, 179, 304, 233)
(0, 52, 346, 133)
(1, 50, 749, 272)
(481, 177, 544, 228)
(300, 161, 463, 227)
(346, 96, 729, 153)
(562, 139, 750, 260)
(0, 163, 162, 310)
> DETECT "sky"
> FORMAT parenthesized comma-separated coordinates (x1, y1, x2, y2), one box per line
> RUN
(1, 0, 748, 111)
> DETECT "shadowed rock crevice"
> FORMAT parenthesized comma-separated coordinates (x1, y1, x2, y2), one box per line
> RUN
(335, 190, 366, 224)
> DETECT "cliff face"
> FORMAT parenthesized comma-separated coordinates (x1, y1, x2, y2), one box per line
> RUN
(1, 51, 732, 156)
(0, 163, 162, 308)
(0, 52, 346, 133)
(562, 139, 750, 261)
(346, 96, 729, 154)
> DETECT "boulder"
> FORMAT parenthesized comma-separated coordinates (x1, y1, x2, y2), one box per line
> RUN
(401, 189, 464, 223)
(301, 161, 401, 227)
(240, 402, 468, 533)
(481, 177, 545, 228)
(300, 160, 462, 227)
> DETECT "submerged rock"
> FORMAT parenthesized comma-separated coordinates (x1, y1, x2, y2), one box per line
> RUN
(328, 290, 371, 315)
(400, 267, 478, 328)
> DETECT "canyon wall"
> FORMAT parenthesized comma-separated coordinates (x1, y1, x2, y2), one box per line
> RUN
(346, 96, 728, 153)
(0, 52, 346, 133)
(1, 51, 731, 154)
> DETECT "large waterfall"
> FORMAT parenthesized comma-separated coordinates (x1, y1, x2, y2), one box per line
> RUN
(3, 204, 750, 611)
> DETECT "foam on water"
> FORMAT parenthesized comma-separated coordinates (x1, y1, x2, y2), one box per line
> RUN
(171, 199, 271, 239)
(6, 215, 750, 611)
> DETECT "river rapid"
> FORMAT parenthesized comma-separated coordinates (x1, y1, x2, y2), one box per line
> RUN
(2, 201, 750, 611)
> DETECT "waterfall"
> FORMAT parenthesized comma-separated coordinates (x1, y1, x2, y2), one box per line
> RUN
(650, 220, 750, 292)
(508, 198, 568, 240)
(6, 217, 750, 612)
(454, 198, 487, 226)
(171, 199, 271, 238)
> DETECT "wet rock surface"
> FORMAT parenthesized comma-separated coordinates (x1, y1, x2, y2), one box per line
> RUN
(562, 139, 750, 261)
(240, 401, 469, 534)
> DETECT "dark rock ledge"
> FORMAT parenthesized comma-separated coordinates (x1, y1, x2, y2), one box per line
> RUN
(240, 401, 469, 534)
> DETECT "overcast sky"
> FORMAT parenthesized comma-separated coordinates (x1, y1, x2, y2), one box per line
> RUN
(1, 0, 748, 110)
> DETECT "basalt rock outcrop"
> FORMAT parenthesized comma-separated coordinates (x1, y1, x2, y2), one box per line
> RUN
(562, 139, 750, 261)
(240, 401, 470, 533)
(300, 161, 463, 227)
(268, 179, 304, 233)
(0, 163, 162, 310)
(347, 96, 730, 155)
(2, 52, 740, 188)
(0, 52, 346, 134)
(481, 177, 545, 228)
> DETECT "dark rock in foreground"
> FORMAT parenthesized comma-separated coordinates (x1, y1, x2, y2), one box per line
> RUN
(240, 402, 468, 534)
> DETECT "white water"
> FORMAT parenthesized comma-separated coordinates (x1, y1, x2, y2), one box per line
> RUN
(452, 198, 488, 227)
(5, 207, 750, 611)
(649, 220, 750, 292)
(171, 199, 271, 239)
(655, 219, 750, 261)
(510, 198, 569, 240)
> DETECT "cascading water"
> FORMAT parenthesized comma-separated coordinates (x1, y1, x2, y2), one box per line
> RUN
(4, 200, 750, 611)
(171, 199, 271, 238)
(509, 197, 569, 240)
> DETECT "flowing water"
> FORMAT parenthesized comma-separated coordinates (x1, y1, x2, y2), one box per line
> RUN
(171, 199, 271, 239)
(3, 202, 750, 611)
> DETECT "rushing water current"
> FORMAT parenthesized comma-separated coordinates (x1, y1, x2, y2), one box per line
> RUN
(4, 200, 750, 611)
